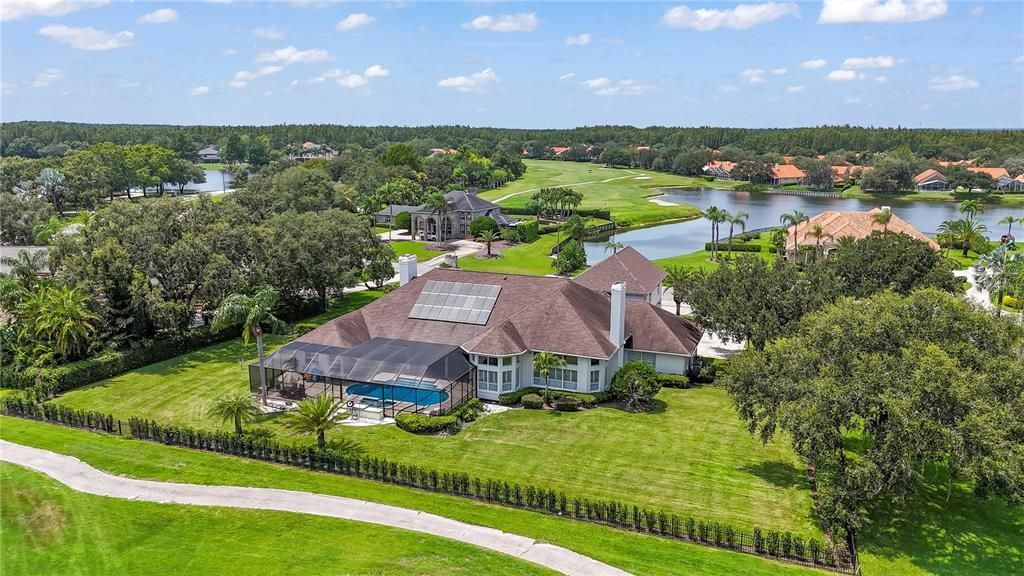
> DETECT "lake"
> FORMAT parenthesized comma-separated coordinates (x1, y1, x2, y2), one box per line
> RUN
(583, 188, 1023, 264)
(167, 169, 233, 194)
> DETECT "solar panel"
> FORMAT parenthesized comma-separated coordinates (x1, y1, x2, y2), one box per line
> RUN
(408, 281, 501, 325)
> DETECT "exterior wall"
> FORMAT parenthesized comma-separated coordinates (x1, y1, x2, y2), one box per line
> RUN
(471, 352, 520, 401)
(654, 353, 689, 375)
(648, 285, 664, 305)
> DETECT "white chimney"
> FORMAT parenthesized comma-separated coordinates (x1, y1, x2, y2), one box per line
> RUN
(610, 282, 626, 347)
(399, 254, 418, 286)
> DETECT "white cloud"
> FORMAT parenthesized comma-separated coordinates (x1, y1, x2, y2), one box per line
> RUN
(338, 74, 368, 88)
(772, 68, 788, 75)
(565, 33, 591, 46)
(826, 69, 865, 81)
(462, 13, 538, 33)
(875, 75, 888, 82)
(190, 86, 209, 96)
(137, 8, 178, 24)
(253, 26, 284, 39)
(336, 13, 375, 31)
(289, 79, 299, 88)
(800, 58, 828, 69)
(819, 0, 947, 24)
(969, 5, 984, 16)
(256, 46, 328, 64)
(581, 77, 611, 90)
(661, 2, 799, 31)
(845, 96, 862, 104)
(787, 85, 806, 93)
(364, 64, 389, 78)
(32, 68, 64, 87)
(223, 48, 238, 56)
(1015, 56, 1024, 65)
(590, 79, 653, 97)
(842, 56, 901, 69)
(437, 68, 500, 93)
(928, 75, 979, 91)
(559, 72, 576, 81)
(38, 25, 134, 50)
(741, 69, 766, 84)
(1, 0, 108, 22)
(229, 66, 282, 88)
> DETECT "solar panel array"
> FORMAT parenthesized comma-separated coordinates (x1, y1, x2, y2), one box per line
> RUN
(408, 280, 501, 325)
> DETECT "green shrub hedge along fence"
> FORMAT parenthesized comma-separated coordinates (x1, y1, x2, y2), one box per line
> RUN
(704, 243, 763, 253)
(1, 398, 854, 573)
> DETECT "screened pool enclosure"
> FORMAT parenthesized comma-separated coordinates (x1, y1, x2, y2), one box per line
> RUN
(248, 337, 475, 417)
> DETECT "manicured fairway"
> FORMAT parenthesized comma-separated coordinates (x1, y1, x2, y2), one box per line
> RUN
(0, 463, 555, 576)
(0, 418, 827, 576)
(478, 160, 707, 226)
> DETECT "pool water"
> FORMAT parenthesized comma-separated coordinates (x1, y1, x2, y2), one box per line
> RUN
(347, 383, 449, 406)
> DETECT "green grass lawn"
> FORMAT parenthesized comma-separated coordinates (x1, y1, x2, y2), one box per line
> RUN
(0, 418, 826, 576)
(387, 239, 446, 262)
(0, 463, 554, 576)
(942, 249, 983, 270)
(842, 186, 1024, 206)
(457, 234, 560, 276)
(196, 162, 227, 170)
(653, 233, 776, 272)
(479, 160, 706, 226)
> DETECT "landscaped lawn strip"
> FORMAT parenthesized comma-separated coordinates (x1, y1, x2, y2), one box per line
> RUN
(0, 463, 555, 576)
(478, 160, 705, 226)
(386, 239, 446, 262)
(842, 185, 1024, 205)
(0, 418, 826, 576)
(457, 234, 560, 276)
(653, 232, 776, 272)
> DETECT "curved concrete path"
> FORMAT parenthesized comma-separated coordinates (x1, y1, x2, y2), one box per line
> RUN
(0, 440, 630, 576)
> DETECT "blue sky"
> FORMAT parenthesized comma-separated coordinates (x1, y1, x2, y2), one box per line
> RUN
(1, 1, 1022, 128)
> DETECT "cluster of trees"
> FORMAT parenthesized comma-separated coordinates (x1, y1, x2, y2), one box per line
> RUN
(528, 187, 583, 220)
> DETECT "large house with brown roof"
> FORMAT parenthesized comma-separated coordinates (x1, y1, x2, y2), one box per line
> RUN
(785, 208, 938, 261)
(251, 251, 702, 418)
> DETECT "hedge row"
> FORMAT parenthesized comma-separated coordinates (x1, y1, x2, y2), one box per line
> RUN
(395, 413, 460, 434)
(0, 399, 853, 573)
(505, 207, 612, 221)
(704, 243, 763, 253)
(498, 387, 609, 408)
(656, 373, 691, 389)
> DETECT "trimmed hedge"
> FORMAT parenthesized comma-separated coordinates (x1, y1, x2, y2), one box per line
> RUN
(499, 386, 608, 408)
(657, 373, 691, 389)
(505, 207, 611, 221)
(521, 393, 544, 409)
(518, 219, 539, 242)
(395, 413, 460, 434)
(704, 243, 762, 253)
(553, 396, 583, 412)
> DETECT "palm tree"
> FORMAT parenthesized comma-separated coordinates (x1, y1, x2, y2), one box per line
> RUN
(208, 393, 262, 435)
(477, 230, 497, 256)
(779, 210, 808, 262)
(725, 211, 748, 260)
(212, 286, 286, 406)
(424, 191, 449, 242)
(282, 394, 345, 449)
(605, 240, 624, 254)
(663, 265, 694, 315)
(532, 351, 565, 406)
(937, 219, 957, 258)
(950, 218, 988, 258)
(704, 207, 729, 260)
(871, 207, 893, 235)
(808, 224, 830, 262)
(976, 246, 1019, 317)
(31, 286, 99, 361)
(0, 249, 48, 289)
(959, 199, 984, 220)
(999, 215, 1019, 238)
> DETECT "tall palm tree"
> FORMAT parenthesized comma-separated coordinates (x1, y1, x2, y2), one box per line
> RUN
(282, 394, 345, 449)
(477, 230, 497, 256)
(208, 393, 262, 435)
(779, 210, 807, 262)
(937, 219, 957, 258)
(605, 240, 624, 254)
(663, 265, 694, 315)
(31, 286, 99, 361)
(424, 191, 449, 242)
(704, 207, 728, 261)
(959, 199, 984, 220)
(0, 249, 48, 289)
(532, 351, 565, 406)
(976, 246, 1019, 318)
(871, 207, 893, 235)
(950, 218, 988, 258)
(726, 211, 749, 260)
(807, 224, 831, 262)
(212, 286, 286, 406)
(999, 215, 1019, 238)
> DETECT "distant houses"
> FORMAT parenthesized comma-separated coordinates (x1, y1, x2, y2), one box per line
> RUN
(428, 148, 458, 158)
(197, 146, 221, 162)
(702, 160, 736, 180)
(785, 208, 938, 261)
(913, 169, 949, 190)
(288, 141, 338, 162)
(912, 166, 1022, 191)
(376, 189, 517, 241)
(770, 164, 806, 186)
(968, 167, 1020, 191)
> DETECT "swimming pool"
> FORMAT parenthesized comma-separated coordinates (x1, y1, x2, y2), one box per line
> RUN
(347, 383, 449, 406)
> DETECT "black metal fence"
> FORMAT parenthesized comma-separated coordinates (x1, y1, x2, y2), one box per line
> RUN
(1, 398, 854, 574)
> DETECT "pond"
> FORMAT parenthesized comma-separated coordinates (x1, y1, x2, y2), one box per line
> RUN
(583, 188, 1024, 264)
(165, 169, 234, 194)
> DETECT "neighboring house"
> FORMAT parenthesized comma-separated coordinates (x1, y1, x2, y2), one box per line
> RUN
(968, 167, 1017, 190)
(197, 146, 221, 162)
(785, 208, 939, 261)
(702, 160, 736, 180)
(251, 251, 703, 415)
(830, 165, 853, 184)
(428, 148, 458, 158)
(288, 141, 338, 161)
(938, 159, 976, 167)
(374, 205, 421, 227)
(913, 169, 949, 190)
(548, 146, 570, 157)
(771, 164, 806, 186)
(575, 246, 666, 305)
(408, 190, 516, 241)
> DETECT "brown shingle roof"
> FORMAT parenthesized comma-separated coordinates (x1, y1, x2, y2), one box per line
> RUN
(626, 301, 703, 355)
(575, 246, 666, 297)
(787, 208, 939, 250)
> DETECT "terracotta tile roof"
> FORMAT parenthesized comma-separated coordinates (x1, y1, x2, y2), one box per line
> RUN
(787, 208, 939, 251)
(830, 165, 852, 182)
(550, 146, 570, 155)
(575, 246, 667, 297)
(968, 167, 1010, 179)
(913, 169, 947, 184)
(707, 160, 736, 172)
(772, 164, 806, 179)
(1016, 174, 1024, 183)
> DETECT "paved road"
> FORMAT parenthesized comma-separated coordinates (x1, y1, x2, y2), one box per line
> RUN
(0, 440, 630, 576)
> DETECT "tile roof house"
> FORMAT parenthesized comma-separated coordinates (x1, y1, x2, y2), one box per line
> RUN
(968, 167, 1020, 190)
(785, 208, 939, 261)
(771, 164, 806, 185)
(702, 160, 737, 179)
(913, 169, 949, 190)
(253, 252, 703, 414)
(197, 146, 220, 162)
(288, 142, 338, 161)
(549, 146, 570, 156)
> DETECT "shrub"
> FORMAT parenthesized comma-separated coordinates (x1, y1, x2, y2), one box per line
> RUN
(499, 387, 606, 407)
(656, 373, 690, 389)
(469, 216, 499, 237)
(703, 242, 762, 252)
(610, 361, 661, 412)
(553, 396, 582, 412)
(394, 211, 411, 231)
(450, 398, 485, 423)
(521, 393, 544, 409)
(518, 219, 539, 242)
(395, 413, 459, 434)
